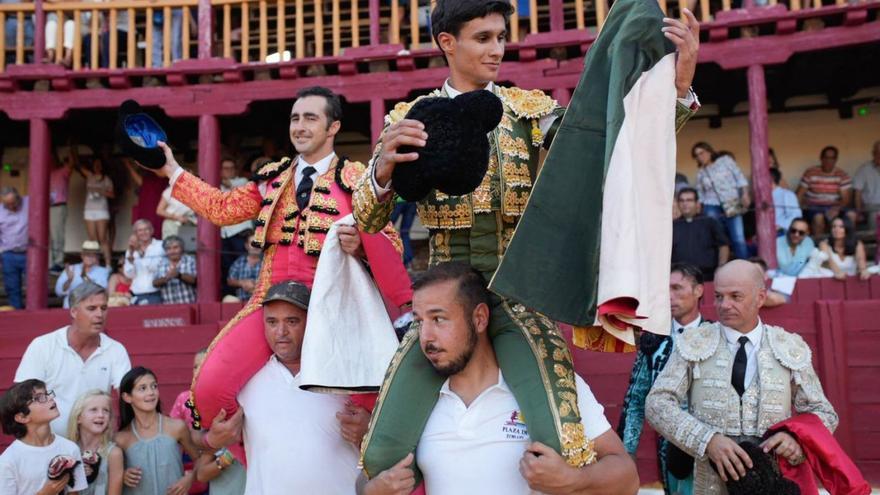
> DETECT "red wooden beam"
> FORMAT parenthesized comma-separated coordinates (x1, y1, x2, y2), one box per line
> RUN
(33, 0, 46, 64)
(369, 0, 380, 46)
(26, 118, 50, 310)
(747, 64, 776, 269)
(549, 0, 565, 32)
(196, 114, 221, 303)
(198, 0, 213, 59)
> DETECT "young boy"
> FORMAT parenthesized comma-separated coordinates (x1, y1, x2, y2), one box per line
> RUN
(0, 379, 87, 494)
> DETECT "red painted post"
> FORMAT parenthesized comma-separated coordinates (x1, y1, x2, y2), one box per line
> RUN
(26, 118, 50, 310)
(549, 0, 565, 32)
(552, 87, 571, 106)
(370, 97, 385, 144)
(369, 0, 380, 45)
(747, 64, 776, 268)
(197, 114, 221, 303)
(198, 0, 213, 59)
(34, 0, 46, 63)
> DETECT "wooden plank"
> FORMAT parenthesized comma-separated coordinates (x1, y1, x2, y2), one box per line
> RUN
(529, 0, 538, 34)
(16, 12, 24, 65)
(259, 0, 267, 61)
(240, 2, 248, 63)
(351, 0, 359, 47)
(390, 0, 399, 44)
(72, 10, 82, 70)
(277, 0, 286, 55)
(510, 0, 519, 42)
(146, 7, 154, 68)
(182, 6, 190, 59)
(0, 12, 5, 72)
(314, 0, 323, 57)
(701, 0, 710, 21)
(128, 9, 136, 68)
(56, 10, 64, 63)
(332, 0, 340, 55)
(163, 6, 172, 66)
(295, 0, 304, 58)
(575, 0, 584, 30)
(595, 0, 607, 31)
(409, 0, 418, 50)
(223, 3, 232, 58)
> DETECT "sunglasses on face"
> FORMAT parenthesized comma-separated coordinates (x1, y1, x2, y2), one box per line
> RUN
(789, 228, 807, 236)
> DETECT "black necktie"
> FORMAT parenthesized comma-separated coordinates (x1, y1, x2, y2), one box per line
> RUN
(296, 166, 317, 211)
(731, 336, 749, 396)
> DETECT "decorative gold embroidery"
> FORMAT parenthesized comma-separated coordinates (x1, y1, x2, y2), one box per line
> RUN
(430, 231, 452, 263)
(501, 160, 532, 188)
(499, 114, 514, 131)
(171, 172, 262, 229)
(503, 190, 530, 216)
(352, 167, 394, 234)
(314, 176, 333, 193)
(497, 86, 558, 120)
(310, 193, 339, 214)
(307, 213, 334, 233)
(305, 236, 322, 255)
(530, 119, 544, 147)
(417, 202, 473, 230)
(253, 168, 294, 247)
(498, 133, 531, 160)
(561, 422, 597, 467)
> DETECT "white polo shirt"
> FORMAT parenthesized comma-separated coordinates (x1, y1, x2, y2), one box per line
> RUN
(417, 371, 611, 495)
(238, 356, 359, 495)
(14, 326, 131, 436)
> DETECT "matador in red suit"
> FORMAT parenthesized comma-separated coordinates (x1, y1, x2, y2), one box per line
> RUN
(153, 87, 413, 430)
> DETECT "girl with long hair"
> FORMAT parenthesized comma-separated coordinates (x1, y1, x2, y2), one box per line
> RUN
(693, 141, 751, 260)
(78, 155, 115, 265)
(114, 367, 201, 495)
(66, 390, 124, 495)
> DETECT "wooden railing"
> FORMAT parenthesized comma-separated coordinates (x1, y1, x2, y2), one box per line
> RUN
(0, 0, 875, 74)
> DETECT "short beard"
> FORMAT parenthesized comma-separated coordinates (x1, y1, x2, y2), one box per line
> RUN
(431, 319, 478, 377)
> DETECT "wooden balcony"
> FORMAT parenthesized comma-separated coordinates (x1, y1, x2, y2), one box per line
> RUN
(1, 0, 876, 77)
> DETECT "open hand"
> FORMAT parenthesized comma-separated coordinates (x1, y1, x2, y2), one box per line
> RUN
(374, 120, 428, 187)
(706, 434, 753, 482)
(123, 466, 143, 488)
(664, 8, 700, 98)
(364, 453, 416, 495)
(336, 401, 371, 447)
(760, 431, 804, 465)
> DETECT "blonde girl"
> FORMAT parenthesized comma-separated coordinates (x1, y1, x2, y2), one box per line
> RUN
(66, 389, 124, 495)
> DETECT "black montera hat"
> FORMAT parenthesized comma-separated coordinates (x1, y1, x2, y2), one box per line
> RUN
(116, 99, 168, 169)
(711, 441, 801, 495)
(262, 280, 311, 310)
(392, 89, 504, 202)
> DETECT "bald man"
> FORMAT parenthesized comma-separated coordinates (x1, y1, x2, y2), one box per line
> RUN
(645, 260, 838, 495)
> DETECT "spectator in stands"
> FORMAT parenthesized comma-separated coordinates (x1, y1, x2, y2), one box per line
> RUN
(124, 218, 165, 305)
(226, 233, 261, 302)
(853, 140, 880, 232)
(646, 260, 838, 495)
(108, 256, 133, 307)
(770, 168, 801, 235)
(672, 187, 730, 281)
(775, 217, 815, 277)
(748, 256, 787, 308)
(55, 240, 111, 308)
(65, 390, 124, 495)
(618, 262, 705, 494)
(151, 8, 183, 67)
(126, 158, 168, 235)
(2, 1, 34, 63)
(14, 282, 131, 435)
(693, 142, 750, 260)
(768, 147, 791, 189)
(114, 366, 200, 494)
(818, 216, 869, 280)
(157, 182, 197, 239)
(796, 145, 857, 237)
(153, 235, 197, 305)
(207, 281, 370, 493)
(220, 157, 253, 296)
(0, 379, 88, 493)
(44, 7, 75, 67)
(75, 151, 115, 266)
(0, 186, 28, 309)
(49, 150, 72, 274)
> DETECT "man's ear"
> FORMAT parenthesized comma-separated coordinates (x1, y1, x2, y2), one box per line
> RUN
(327, 119, 342, 138)
(472, 302, 490, 334)
(694, 284, 704, 300)
(437, 32, 456, 58)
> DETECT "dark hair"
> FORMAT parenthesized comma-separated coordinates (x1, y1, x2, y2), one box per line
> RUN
(412, 262, 490, 316)
(691, 142, 719, 164)
(768, 147, 779, 168)
(768, 167, 781, 185)
(747, 256, 768, 272)
(789, 217, 809, 230)
(670, 262, 704, 286)
(295, 86, 343, 126)
(431, 0, 514, 55)
(820, 145, 839, 159)
(0, 379, 46, 439)
(829, 215, 857, 256)
(677, 187, 699, 201)
(118, 367, 161, 431)
(162, 235, 184, 250)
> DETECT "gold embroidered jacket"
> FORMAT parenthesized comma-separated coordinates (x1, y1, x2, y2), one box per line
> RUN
(645, 322, 838, 495)
(353, 86, 697, 234)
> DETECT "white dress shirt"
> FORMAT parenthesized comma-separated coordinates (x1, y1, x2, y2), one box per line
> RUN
(722, 321, 763, 390)
(295, 151, 336, 188)
(671, 314, 702, 343)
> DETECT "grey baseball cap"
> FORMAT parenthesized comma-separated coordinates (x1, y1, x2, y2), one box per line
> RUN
(262, 280, 310, 310)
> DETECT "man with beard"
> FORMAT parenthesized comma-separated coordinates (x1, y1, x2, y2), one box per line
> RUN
(360, 263, 638, 495)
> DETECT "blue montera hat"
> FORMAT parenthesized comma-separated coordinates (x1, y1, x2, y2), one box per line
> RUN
(116, 99, 168, 169)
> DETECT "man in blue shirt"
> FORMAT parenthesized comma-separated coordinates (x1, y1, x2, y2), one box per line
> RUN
(776, 217, 815, 276)
(770, 168, 801, 235)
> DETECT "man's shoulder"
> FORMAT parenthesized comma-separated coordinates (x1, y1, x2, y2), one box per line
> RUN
(254, 157, 294, 182)
(495, 86, 558, 120)
(764, 325, 812, 371)
(337, 159, 368, 192)
(98, 332, 129, 354)
(27, 326, 67, 349)
(52, 434, 81, 454)
(676, 322, 722, 362)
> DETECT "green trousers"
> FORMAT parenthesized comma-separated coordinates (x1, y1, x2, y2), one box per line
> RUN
(360, 293, 595, 482)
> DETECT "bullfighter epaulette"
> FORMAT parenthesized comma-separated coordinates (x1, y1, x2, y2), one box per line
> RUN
(253, 157, 293, 182)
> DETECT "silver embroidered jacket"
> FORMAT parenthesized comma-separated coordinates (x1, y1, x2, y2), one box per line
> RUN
(645, 322, 838, 495)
